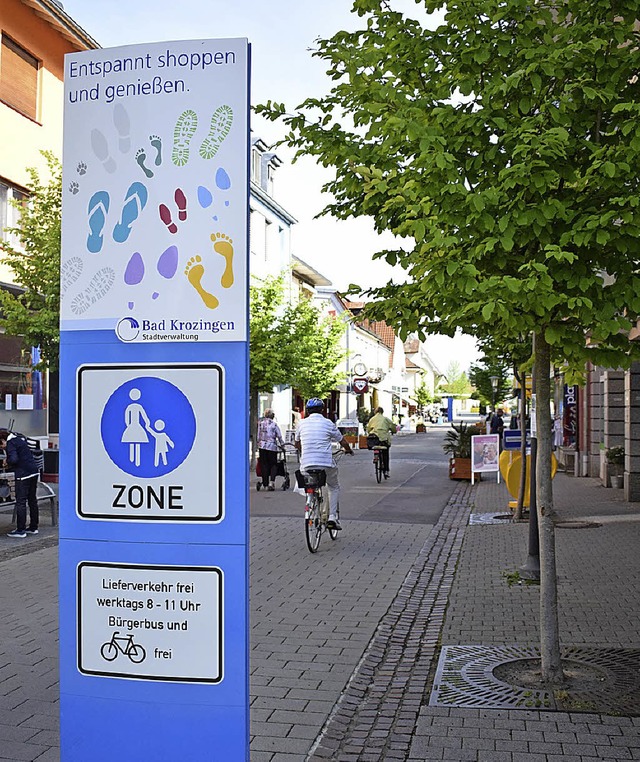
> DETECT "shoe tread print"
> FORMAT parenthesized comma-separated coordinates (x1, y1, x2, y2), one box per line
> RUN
(200, 105, 233, 160)
(172, 110, 198, 167)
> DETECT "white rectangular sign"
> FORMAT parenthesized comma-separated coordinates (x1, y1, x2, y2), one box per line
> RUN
(77, 363, 223, 521)
(61, 39, 248, 342)
(78, 562, 223, 682)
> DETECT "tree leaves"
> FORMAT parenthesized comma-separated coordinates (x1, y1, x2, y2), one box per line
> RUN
(249, 275, 346, 400)
(0, 151, 61, 369)
(257, 1, 640, 373)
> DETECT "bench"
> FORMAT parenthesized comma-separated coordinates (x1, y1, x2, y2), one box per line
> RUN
(0, 475, 58, 526)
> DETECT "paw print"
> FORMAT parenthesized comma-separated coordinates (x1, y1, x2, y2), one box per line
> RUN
(69, 181, 79, 195)
(77, 161, 87, 176)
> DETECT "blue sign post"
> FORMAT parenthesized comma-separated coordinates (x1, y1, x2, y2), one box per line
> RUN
(503, 429, 531, 451)
(59, 39, 250, 760)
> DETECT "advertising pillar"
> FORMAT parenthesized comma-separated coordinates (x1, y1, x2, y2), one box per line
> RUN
(59, 39, 250, 760)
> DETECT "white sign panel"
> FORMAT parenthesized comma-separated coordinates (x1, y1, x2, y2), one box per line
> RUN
(78, 363, 223, 521)
(61, 39, 248, 342)
(78, 562, 223, 682)
(471, 434, 500, 473)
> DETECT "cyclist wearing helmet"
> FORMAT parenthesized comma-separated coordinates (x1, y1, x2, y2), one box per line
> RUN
(295, 398, 354, 530)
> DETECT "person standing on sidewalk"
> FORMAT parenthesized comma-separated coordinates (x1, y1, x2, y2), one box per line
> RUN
(257, 410, 284, 491)
(0, 429, 40, 538)
(367, 407, 395, 476)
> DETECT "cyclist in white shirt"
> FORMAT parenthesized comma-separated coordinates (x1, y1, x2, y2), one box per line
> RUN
(295, 398, 354, 530)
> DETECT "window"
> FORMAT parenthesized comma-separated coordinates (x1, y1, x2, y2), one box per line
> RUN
(251, 148, 261, 185)
(0, 181, 27, 251)
(0, 35, 40, 120)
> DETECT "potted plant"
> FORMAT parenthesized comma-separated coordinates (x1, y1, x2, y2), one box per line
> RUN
(442, 421, 474, 480)
(416, 417, 427, 434)
(357, 407, 372, 449)
(606, 446, 624, 488)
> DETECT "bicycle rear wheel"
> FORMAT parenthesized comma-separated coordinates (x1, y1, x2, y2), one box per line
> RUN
(305, 497, 322, 553)
(374, 452, 382, 483)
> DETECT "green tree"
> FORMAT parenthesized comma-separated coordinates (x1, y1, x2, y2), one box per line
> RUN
(0, 151, 61, 369)
(249, 275, 345, 456)
(411, 378, 432, 415)
(468, 361, 511, 410)
(258, 1, 640, 683)
(440, 361, 472, 397)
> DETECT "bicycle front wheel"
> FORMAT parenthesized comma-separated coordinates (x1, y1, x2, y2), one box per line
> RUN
(374, 454, 383, 483)
(100, 642, 118, 662)
(305, 498, 322, 553)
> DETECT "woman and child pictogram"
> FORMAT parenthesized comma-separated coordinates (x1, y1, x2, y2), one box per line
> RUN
(122, 388, 174, 468)
(64, 100, 237, 315)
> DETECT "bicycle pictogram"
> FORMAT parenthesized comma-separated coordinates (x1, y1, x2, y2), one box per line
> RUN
(100, 631, 146, 664)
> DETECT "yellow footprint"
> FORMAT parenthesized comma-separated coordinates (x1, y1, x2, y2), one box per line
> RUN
(211, 232, 234, 288)
(184, 255, 219, 309)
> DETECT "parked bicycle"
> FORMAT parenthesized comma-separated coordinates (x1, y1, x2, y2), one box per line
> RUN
(367, 434, 389, 483)
(297, 449, 345, 553)
(100, 631, 146, 664)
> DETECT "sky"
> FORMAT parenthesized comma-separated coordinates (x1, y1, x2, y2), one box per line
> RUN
(60, 0, 480, 371)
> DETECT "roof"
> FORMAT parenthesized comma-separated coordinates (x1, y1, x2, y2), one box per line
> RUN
(19, 0, 99, 49)
(292, 256, 332, 288)
(359, 319, 397, 367)
(405, 357, 420, 370)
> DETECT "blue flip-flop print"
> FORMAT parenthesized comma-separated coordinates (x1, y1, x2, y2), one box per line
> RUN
(87, 191, 110, 253)
(113, 182, 148, 243)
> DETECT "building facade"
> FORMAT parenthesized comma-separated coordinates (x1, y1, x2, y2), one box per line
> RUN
(0, 0, 96, 438)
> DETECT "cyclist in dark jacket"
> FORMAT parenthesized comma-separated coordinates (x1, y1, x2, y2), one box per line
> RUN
(0, 429, 40, 538)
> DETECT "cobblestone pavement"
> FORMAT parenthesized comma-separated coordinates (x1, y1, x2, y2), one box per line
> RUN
(312, 471, 640, 762)
(2, 443, 640, 761)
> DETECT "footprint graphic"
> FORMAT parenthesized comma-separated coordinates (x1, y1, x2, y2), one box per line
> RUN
(90, 129, 116, 173)
(211, 233, 234, 288)
(197, 186, 213, 209)
(159, 204, 177, 234)
(69, 182, 79, 195)
(61, 256, 83, 295)
(113, 182, 148, 243)
(113, 103, 131, 153)
(70, 267, 115, 315)
(87, 191, 110, 253)
(174, 188, 187, 221)
(185, 256, 219, 309)
(76, 162, 87, 176)
(124, 251, 145, 285)
(200, 105, 233, 160)
(135, 148, 154, 179)
(172, 110, 198, 167)
(216, 167, 231, 190)
(157, 245, 179, 279)
(150, 135, 163, 166)
(215, 167, 231, 207)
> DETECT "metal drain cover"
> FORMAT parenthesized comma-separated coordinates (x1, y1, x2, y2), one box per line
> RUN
(469, 513, 513, 525)
(430, 645, 640, 715)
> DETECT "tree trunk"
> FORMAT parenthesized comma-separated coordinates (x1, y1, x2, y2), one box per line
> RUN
(534, 332, 564, 685)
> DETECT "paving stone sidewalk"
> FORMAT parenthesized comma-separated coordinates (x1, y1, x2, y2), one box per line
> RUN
(314, 473, 640, 761)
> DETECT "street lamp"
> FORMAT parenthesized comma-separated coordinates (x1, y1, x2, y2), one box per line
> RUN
(489, 375, 499, 411)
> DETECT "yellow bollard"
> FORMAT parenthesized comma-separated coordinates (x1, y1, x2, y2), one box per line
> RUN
(502, 450, 557, 510)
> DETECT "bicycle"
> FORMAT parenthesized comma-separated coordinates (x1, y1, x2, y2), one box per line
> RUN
(100, 631, 146, 664)
(298, 449, 344, 553)
(367, 434, 389, 483)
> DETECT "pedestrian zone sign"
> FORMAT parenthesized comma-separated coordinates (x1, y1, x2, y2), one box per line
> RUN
(77, 363, 223, 521)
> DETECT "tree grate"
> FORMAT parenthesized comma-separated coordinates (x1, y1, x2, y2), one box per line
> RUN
(430, 644, 640, 715)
